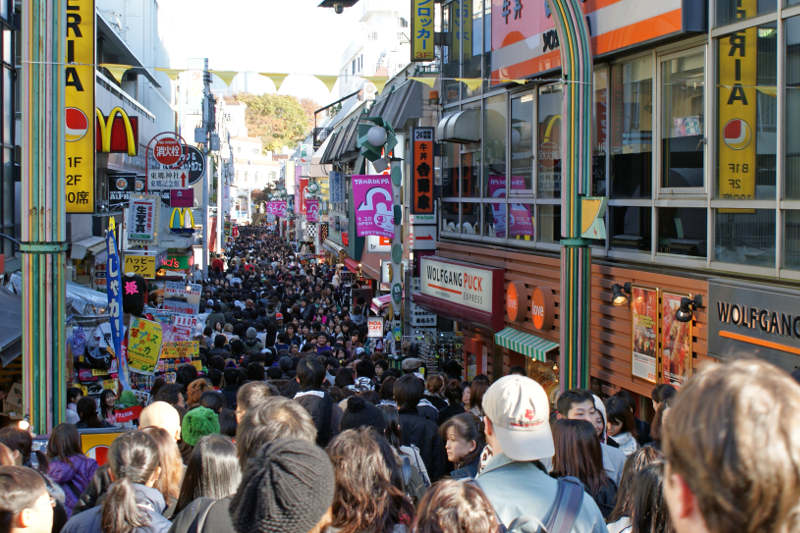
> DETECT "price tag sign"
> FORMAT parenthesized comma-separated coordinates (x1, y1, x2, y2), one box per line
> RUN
(123, 254, 157, 279)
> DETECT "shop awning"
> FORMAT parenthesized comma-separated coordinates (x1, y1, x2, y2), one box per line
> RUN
(70, 236, 107, 260)
(369, 80, 423, 131)
(370, 294, 391, 314)
(343, 257, 360, 273)
(494, 327, 559, 362)
(323, 239, 344, 255)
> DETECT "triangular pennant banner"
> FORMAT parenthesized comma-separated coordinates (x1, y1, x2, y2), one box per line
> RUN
(456, 78, 483, 92)
(155, 67, 184, 81)
(100, 63, 131, 85)
(316, 75, 339, 92)
(259, 72, 289, 91)
(409, 76, 437, 88)
(366, 76, 388, 94)
(211, 70, 238, 86)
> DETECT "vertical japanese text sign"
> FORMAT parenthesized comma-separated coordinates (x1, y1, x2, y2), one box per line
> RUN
(105, 218, 130, 390)
(65, 0, 96, 213)
(718, 0, 757, 202)
(412, 127, 435, 214)
(412, 0, 435, 62)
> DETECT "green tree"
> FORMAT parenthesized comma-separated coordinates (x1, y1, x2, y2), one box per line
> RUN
(235, 93, 314, 152)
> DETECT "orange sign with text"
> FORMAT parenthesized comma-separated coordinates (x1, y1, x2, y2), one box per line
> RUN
(531, 286, 554, 330)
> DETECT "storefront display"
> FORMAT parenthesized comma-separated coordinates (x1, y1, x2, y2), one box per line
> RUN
(631, 286, 659, 383)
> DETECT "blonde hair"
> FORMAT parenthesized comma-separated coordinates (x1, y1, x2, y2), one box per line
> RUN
(139, 426, 183, 501)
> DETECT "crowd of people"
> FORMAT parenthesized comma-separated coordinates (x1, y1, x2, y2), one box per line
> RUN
(2, 226, 800, 533)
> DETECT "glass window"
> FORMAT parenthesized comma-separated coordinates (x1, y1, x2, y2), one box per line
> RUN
(786, 17, 800, 198)
(610, 206, 651, 251)
(537, 83, 562, 198)
(461, 147, 480, 198)
(441, 141, 458, 198)
(2, 30, 9, 64)
(483, 94, 506, 198)
(661, 51, 705, 188)
(509, 202, 535, 241)
(658, 207, 707, 257)
(464, 0, 482, 96)
(784, 211, 800, 268)
(442, 4, 460, 104)
(717, 23, 777, 200)
(611, 56, 653, 198)
(461, 202, 480, 234)
(537, 205, 560, 244)
(442, 202, 460, 233)
(715, 209, 775, 266)
(483, 202, 500, 237)
(593, 69, 608, 196)
(510, 93, 534, 193)
(2, 68, 8, 145)
(716, 0, 776, 27)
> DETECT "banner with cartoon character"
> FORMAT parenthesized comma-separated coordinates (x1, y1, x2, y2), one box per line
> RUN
(352, 175, 394, 238)
(306, 198, 320, 223)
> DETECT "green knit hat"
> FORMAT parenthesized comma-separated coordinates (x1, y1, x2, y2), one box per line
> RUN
(181, 406, 220, 446)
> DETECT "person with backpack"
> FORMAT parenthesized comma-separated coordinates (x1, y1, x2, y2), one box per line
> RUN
(45, 424, 98, 518)
(476, 375, 608, 533)
(293, 356, 342, 448)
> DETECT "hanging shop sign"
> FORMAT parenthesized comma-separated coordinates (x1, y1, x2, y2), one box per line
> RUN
(297, 178, 308, 214)
(411, 0, 435, 62)
(266, 201, 288, 218)
(490, 0, 701, 83)
(415, 256, 505, 331)
(412, 127, 435, 214)
(123, 252, 158, 279)
(169, 208, 196, 233)
(170, 189, 194, 208)
(127, 197, 158, 242)
(631, 286, 658, 383)
(181, 144, 206, 186)
(531, 286, 555, 331)
(368, 317, 385, 338)
(709, 279, 800, 371)
(96, 107, 138, 156)
(661, 291, 693, 386)
(330, 171, 345, 204)
(506, 281, 526, 322)
(306, 198, 320, 223)
(126, 317, 163, 375)
(146, 132, 189, 190)
(65, 0, 95, 213)
(367, 235, 392, 253)
(718, 0, 757, 203)
(159, 254, 193, 272)
(353, 174, 394, 238)
(108, 173, 144, 206)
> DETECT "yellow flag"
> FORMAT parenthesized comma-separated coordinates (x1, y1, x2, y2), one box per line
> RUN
(259, 72, 289, 91)
(155, 67, 183, 81)
(409, 76, 437, 88)
(211, 70, 238, 86)
(100, 63, 131, 85)
(456, 78, 482, 92)
(366, 76, 388, 94)
(316, 75, 339, 92)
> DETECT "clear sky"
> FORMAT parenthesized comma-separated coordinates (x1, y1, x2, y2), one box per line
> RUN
(158, 0, 363, 104)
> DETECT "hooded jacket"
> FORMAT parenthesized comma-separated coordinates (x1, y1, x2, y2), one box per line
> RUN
(398, 408, 447, 482)
(48, 454, 98, 517)
(61, 483, 171, 533)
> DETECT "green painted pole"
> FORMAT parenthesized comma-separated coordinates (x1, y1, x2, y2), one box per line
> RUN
(547, 0, 593, 390)
(22, 0, 68, 432)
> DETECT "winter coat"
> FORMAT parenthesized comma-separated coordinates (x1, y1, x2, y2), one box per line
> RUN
(398, 408, 447, 482)
(294, 390, 342, 447)
(168, 497, 234, 533)
(61, 483, 171, 533)
(450, 454, 481, 480)
(48, 454, 98, 517)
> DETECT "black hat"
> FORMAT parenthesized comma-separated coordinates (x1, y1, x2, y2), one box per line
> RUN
(230, 438, 335, 533)
(340, 396, 387, 433)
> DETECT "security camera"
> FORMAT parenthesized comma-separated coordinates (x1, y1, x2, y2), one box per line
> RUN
(334, 2, 344, 13)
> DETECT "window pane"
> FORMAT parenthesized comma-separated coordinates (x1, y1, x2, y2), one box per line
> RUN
(593, 69, 608, 196)
(715, 209, 775, 266)
(716, 0, 776, 27)
(610, 206, 651, 251)
(2, 30, 10, 64)
(784, 211, 800, 268)
(461, 148, 480, 198)
(658, 208, 707, 257)
(611, 57, 653, 198)
(461, 203, 479, 234)
(509, 202, 535, 241)
(537, 83, 562, 198)
(661, 51, 705, 188)
(484, 94, 506, 198)
(442, 202, 460, 233)
(484, 201, 501, 237)
(441, 141, 458, 198)
(790, 0, 800, 5)
(537, 205, 560, 244)
(510, 93, 534, 193)
(442, 4, 460, 104)
(717, 24, 777, 200)
(2, 67, 8, 145)
(786, 17, 800, 198)
(464, 0, 481, 97)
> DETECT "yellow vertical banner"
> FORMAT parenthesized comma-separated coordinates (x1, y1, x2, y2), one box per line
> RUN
(65, 0, 95, 213)
(718, 0, 757, 201)
(411, 0, 435, 62)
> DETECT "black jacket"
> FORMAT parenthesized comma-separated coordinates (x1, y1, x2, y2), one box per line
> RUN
(168, 497, 234, 533)
(294, 390, 342, 447)
(398, 408, 447, 482)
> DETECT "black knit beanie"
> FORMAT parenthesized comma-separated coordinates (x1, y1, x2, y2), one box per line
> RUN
(340, 396, 387, 433)
(229, 438, 335, 533)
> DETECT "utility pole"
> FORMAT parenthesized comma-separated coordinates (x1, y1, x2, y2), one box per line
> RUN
(216, 151, 223, 252)
(201, 58, 213, 274)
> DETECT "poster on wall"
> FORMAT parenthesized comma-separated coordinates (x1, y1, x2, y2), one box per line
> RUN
(661, 292, 693, 386)
(631, 286, 658, 383)
(487, 175, 533, 238)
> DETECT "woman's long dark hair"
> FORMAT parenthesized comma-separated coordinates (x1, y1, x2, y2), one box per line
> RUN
(46, 423, 82, 463)
(551, 419, 607, 494)
(100, 390, 116, 420)
(630, 462, 672, 533)
(174, 434, 241, 514)
(101, 431, 160, 533)
(326, 427, 415, 533)
(608, 446, 663, 522)
(377, 404, 403, 448)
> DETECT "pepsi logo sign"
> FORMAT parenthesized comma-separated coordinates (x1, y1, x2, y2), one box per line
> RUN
(723, 118, 752, 151)
(65, 107, 89, 142)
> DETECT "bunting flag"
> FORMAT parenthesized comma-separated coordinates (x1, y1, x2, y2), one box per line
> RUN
(259, 72, 289, 91)
(155, 67, 184, 80)
(100, 63, 130, 84)
(365, 75, 389, 94)
(316, 75, 339, 92)
(409, 76, 437, 88)
(456, 78, 483, 92)
(211, 70, 238, 86)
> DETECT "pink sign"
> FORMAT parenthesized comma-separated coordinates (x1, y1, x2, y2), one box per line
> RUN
(170, 189, 193, 208)
(267, 201, 287, 217)
(306, 198, 320, 223)
(352, 175, 394, 238)
(488, 175, 533, 238)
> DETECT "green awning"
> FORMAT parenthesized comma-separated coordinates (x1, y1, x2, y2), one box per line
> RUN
(494, 327, 559, 362)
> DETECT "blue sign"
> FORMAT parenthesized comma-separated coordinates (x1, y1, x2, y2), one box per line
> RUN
(330, 171, 344, 204)
(106, 220, 130, 390)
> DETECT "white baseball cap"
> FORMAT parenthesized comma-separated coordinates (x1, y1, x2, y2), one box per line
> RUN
(482, 374, 554, 461)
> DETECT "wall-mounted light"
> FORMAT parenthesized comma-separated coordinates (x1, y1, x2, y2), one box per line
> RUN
(676, 294, 703, 323)
(611, 282, 632, 306)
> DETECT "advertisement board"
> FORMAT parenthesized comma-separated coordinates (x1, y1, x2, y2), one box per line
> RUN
(127, 197, 157, 242)
(127, 317, 163, 375)
(631, 286, 658, 383)
(412, 128, 435, 214)
(123, 253, 157, 279)
(96, 107, 138, 156)
(411, 0, 435, 61)
(661, 291, 692, 386)
(353, 175, 394, 238)
(65, 0, 95, 213)
(368, 317, 385, 338)
(420, 256, 494, 314)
